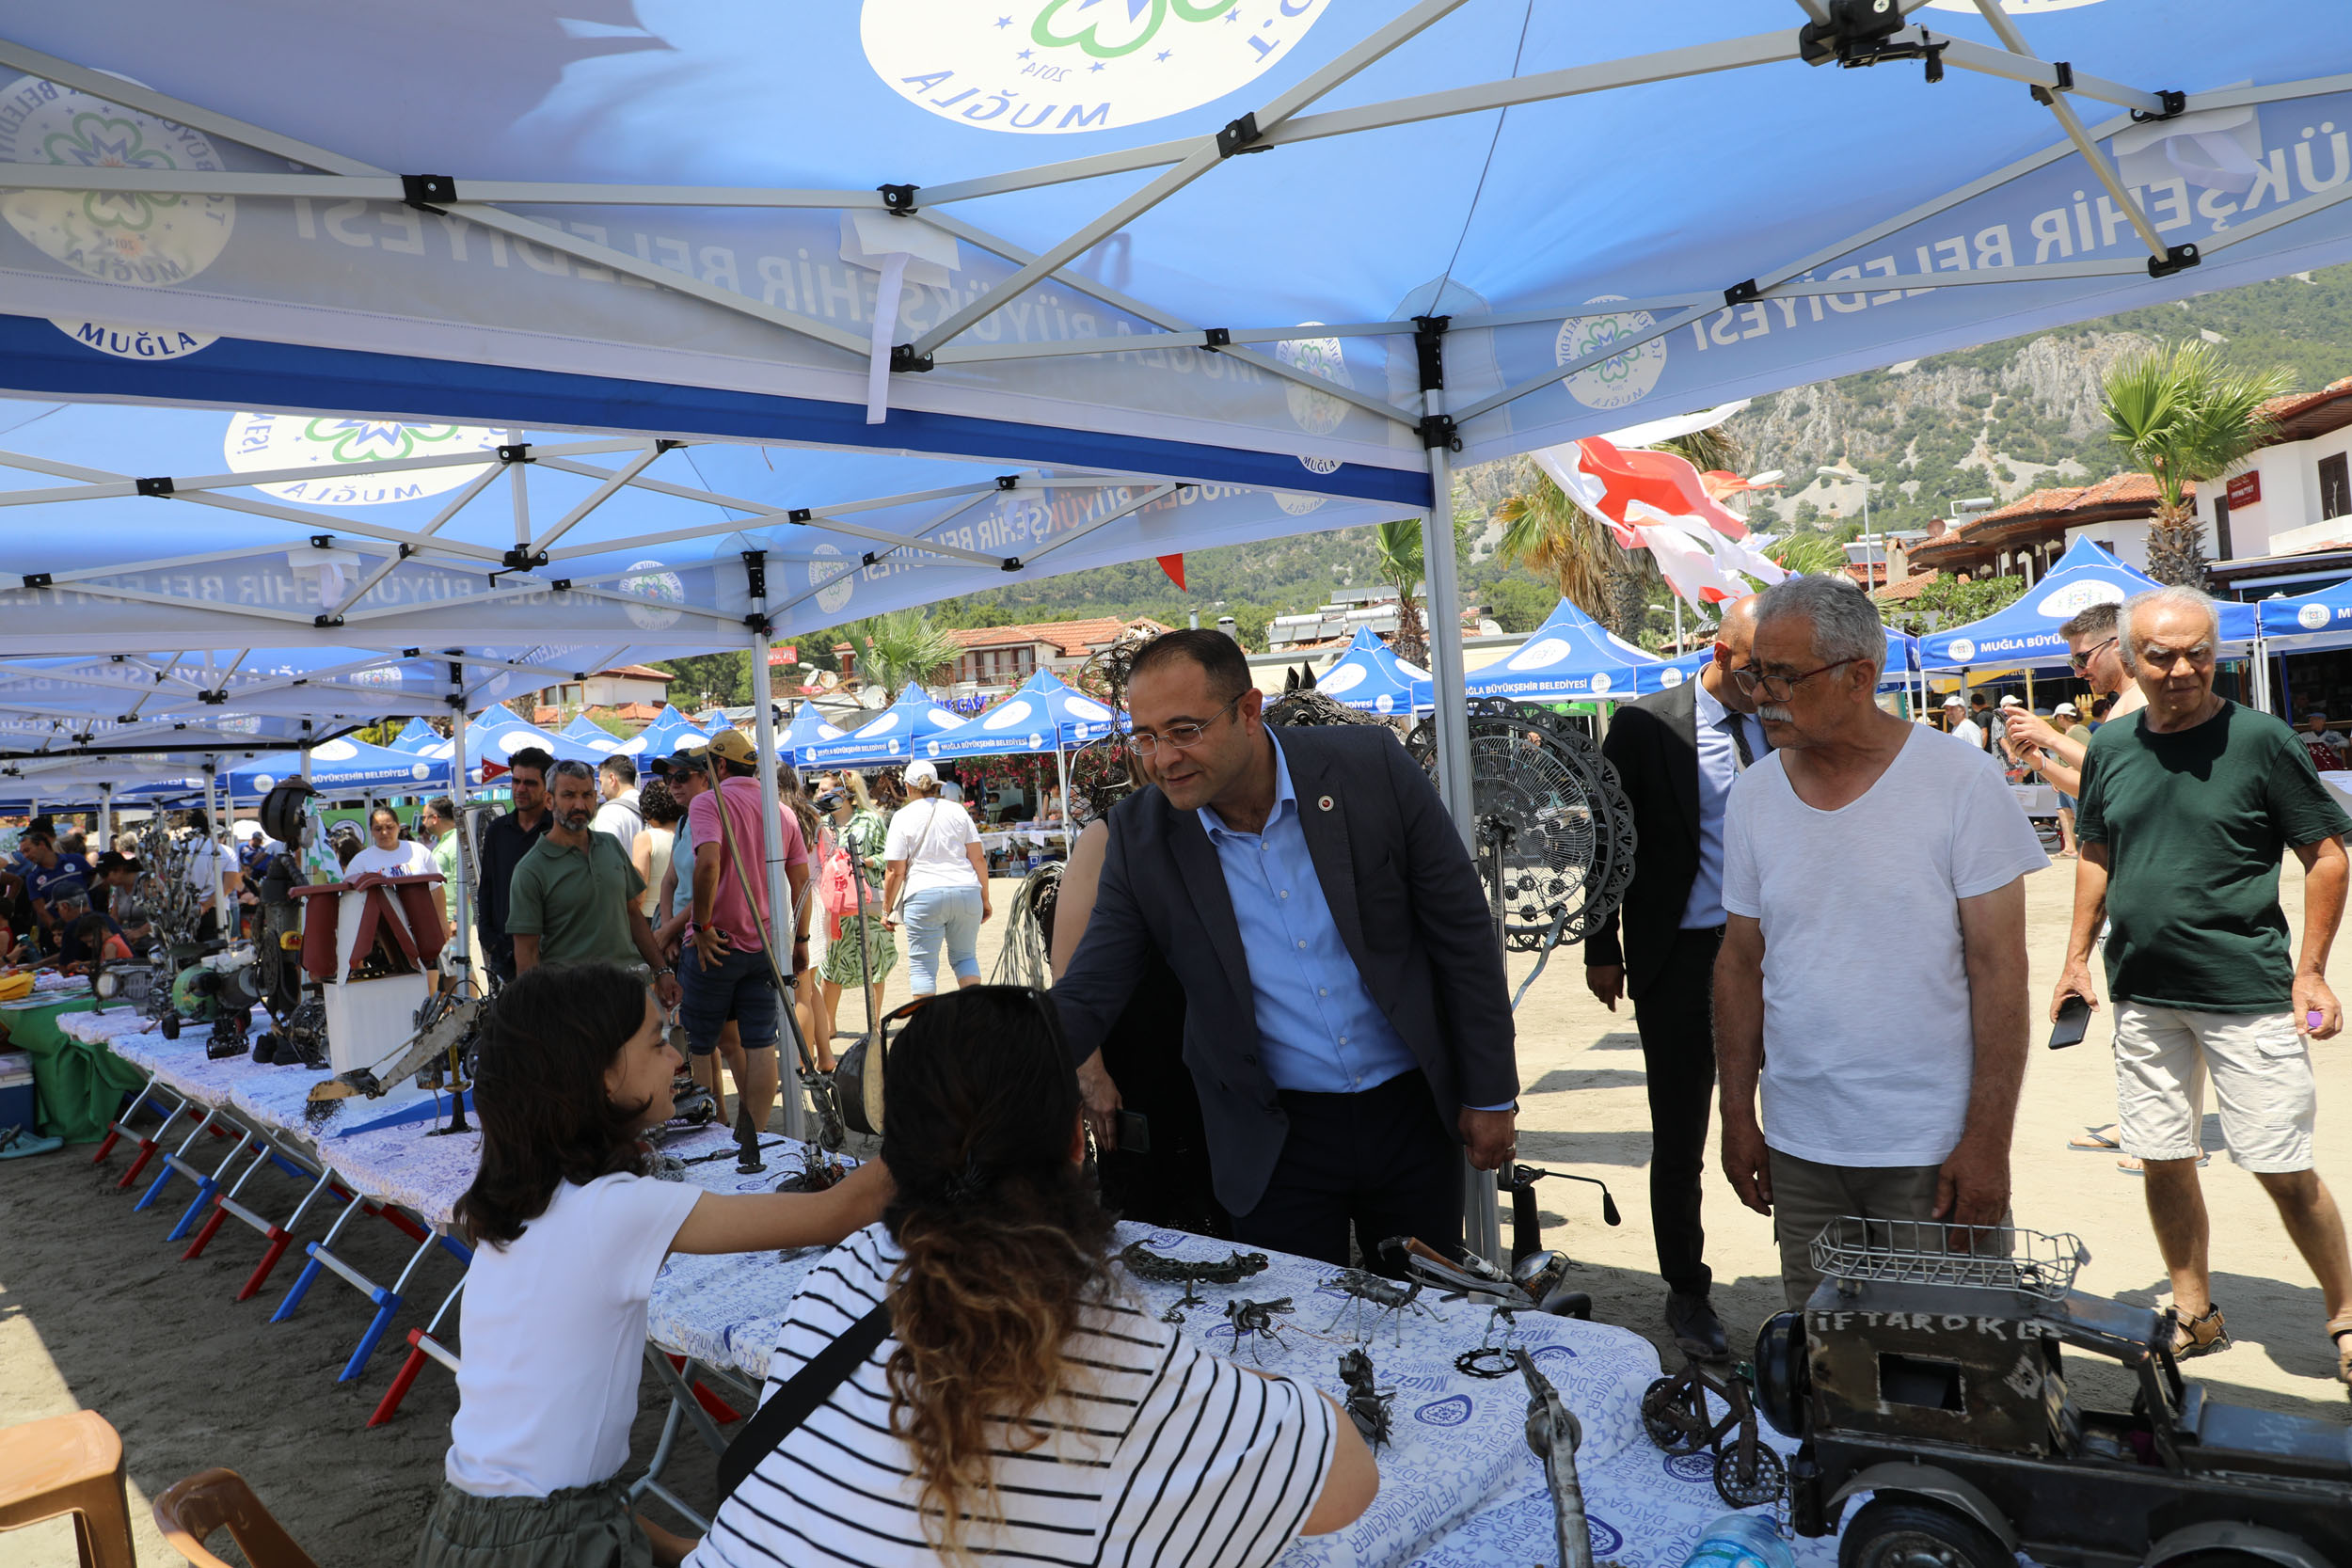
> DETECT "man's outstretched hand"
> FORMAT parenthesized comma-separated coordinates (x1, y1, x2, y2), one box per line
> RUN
(1076, 1051, 1122, 1150)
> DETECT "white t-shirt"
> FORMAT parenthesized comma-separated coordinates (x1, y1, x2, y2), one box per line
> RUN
(688, 1225, 1336, 1568)
(1947, 716, 1986, 751)
(593, 789, 644, 857)
(1722, 727, 2047, 1167)
(883, 797, 982, 896)
(343, 839, 437, 879)
(184, 836, 231, 895)
(444, 1171, 703, 1497)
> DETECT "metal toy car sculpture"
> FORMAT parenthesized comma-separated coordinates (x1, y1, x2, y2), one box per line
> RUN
(1753, 1217, 2352, 1568)
(1641, 1355, 1787, 1511)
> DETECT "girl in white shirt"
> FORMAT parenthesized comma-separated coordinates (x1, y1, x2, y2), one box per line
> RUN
(685, 987, 1375, 1568)
(418, 962, 890, 1568)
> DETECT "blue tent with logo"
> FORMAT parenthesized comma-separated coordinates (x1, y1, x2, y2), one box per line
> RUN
(933, 671, 1121, 758)
(620, 705, 709, 760)
(779, 701, 848, 766)
(803, 685, 971, 768)
(1465, 598, 1675, 704)
(1665, 624, 1921, 690)
(559, 713, 628, 754)
(220, 735, 451, 800)
(387, 718, 442, 753)
(418, 705, 607, 778)
(2257, 577, 2352, 647)
(1920, 538, 2258, 671)
(1311, 626, 1435, 717)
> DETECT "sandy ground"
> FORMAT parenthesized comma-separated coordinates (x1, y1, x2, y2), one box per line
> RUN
(6, 858, 2351, 1564)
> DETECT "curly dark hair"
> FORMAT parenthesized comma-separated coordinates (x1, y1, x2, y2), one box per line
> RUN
(453, 963, 656, 1249)
(880, 988, 1116, 1560)
(639, 777, 681, 827)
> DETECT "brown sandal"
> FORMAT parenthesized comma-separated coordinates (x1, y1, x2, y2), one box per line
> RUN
(2328, 1314, 2352, 1386)
(2169, 1304, 2230, 1359)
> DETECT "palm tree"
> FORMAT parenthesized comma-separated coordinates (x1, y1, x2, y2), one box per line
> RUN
(1764, 533, 1847, 576)
(844, 609, 961, 700)
(2101, 342, 2294, 587)
(1496, 470, 1619, 630)
(1371, 517, 1430, 665)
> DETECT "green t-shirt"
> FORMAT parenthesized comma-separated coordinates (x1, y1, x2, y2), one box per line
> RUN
(505, 830, 646, 970)
(2075, 700, 2352, 1012)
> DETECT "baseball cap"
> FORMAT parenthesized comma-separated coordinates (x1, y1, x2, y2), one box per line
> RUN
(904, 759, 940, 788)
(705, 730, 760, 766)
(1941, 696, 1965, 709)
(1998, 694, 2024, 708)
(2055, 702, 2079, 716)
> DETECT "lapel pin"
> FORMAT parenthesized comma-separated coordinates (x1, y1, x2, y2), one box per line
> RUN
(1318, 795, 1334, 812)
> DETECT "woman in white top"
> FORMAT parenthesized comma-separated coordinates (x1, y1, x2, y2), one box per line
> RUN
(419, 962, 889, 1568)
(344, 805, 438, 879)
(880, 759, 991, 998)
(634, 779, 678, 922)
(684, 987, 1374, 1568)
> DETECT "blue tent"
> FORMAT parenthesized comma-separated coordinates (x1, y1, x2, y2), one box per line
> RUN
(221, 736, 450, 800)
(1465, 599, 1675, 703)
(933, 671, 1121, 758)
(620, 705, 709, 760)
(1311, 627, 1434, 717)
(387, 718, 442, 753)
(1664, 625, 1920, 689)
(1920, 538, 2258, 671)
(779, 702, 848, 766)
(803, 685, 972, 768)
(559, 713, 628, 754)
(2257, 578, 2352, 647)
(417, 705, 607, 778)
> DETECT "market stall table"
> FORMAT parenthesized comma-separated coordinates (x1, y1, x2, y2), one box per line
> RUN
(2, 980, 143, 1142)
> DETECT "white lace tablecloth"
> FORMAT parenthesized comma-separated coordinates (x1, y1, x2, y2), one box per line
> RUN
(57, 1007, 164, 1046)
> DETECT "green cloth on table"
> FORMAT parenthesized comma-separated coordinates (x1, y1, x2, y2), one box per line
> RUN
(0, 994, 141, 1142)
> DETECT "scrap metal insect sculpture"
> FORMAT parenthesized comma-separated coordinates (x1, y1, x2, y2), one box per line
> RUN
(1320, 1268, 1442, 1346)
(1119, 1241, 1270, 1323)
(1224, 1297, 1295, 1364)
(1337, 1349, 1395, 1450)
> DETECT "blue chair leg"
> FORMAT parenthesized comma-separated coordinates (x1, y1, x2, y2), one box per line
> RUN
(271, 1244, 327, 1324)
(340, 1285, 405, 1383)
(165, 1177, 220, 1242)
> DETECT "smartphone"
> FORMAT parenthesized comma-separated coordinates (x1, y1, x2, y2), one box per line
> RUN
(2049, 993, 2092, 1050)
(1116, 1109, 1153, 1154)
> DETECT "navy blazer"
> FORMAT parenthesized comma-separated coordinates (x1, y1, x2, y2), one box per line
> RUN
(1053, 723, 1518, 1216)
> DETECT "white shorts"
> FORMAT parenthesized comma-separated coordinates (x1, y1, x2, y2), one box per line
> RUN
(2111, 1002, 2316, 1173)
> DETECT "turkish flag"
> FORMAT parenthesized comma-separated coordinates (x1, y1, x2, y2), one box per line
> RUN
(1156, 554, 1186, 590)
(1573, 437, 1752, 540)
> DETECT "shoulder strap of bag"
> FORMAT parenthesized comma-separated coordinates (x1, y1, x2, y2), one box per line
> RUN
(717, 1301, 892, 1504)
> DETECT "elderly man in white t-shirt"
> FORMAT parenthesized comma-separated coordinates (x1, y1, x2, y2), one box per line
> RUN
(1714, 575, 2047, 1307)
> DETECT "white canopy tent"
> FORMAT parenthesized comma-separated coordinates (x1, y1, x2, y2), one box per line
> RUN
(6, 0, 2352, 1252)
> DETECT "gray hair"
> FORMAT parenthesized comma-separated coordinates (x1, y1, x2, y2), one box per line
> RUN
(547, 757, 598, 786)
(2120, 586, 2220, 673)
(1755, 573, 1886, 679)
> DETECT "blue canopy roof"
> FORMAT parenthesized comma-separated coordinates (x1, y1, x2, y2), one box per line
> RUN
(387, 718, 442, 753)
(932, 671, 1121, 758)
(803, 684, 972, 768)
(2257, 577, 2352, 648)
(557, 713, 628, 753)
(779, 702, 848, 766)
(1465, 598, 1674, 703)
(222, 735, 450, 800)
(1665, 624, 1920, 689)
(620, 705, 709, 759)
(1312, 626, 1434, 717)
(1919, 538, 2257, 671)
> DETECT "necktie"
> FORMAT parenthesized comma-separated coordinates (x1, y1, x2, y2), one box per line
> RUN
(1721, 712, 1756, 770)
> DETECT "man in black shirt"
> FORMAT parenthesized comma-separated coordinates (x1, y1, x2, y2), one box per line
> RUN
(476, 745, 553, 985)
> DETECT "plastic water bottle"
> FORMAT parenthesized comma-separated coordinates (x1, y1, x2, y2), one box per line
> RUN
(1677, 1513, 1793, 1568)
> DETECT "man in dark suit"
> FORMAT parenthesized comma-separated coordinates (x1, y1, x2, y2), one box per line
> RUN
(1055, 629, 1518, 1267)
(1584, 595, 1765, 1361)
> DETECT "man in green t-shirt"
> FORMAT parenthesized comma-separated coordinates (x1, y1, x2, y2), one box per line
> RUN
(2055, 586, 2352, 1381)
(509, 759, 681, 1008)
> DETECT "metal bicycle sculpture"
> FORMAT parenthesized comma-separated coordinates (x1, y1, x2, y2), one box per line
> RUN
(1406, 700, 1637, 979)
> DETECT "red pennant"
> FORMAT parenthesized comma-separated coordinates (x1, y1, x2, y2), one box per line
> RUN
(1156, 554, 1186, 590)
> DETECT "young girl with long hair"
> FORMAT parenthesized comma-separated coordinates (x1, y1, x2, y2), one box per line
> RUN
(685, 986, 1375, 1568)
(416, 962, 889, 1568)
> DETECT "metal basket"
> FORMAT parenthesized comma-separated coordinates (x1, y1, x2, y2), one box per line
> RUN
(1809, 1217, 2089, 1301)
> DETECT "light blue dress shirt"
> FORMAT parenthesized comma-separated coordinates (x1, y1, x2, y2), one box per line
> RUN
(1197, 734, 1419, 1097)
(1680, 679, 1770, 930)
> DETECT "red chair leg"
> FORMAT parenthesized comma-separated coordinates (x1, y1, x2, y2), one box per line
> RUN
(180, 1200, 230, 1261)
(237, 1226, 294, 1302)
(369, 1338, 432, 1429)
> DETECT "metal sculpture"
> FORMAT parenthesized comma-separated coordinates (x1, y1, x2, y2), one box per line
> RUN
(1337, 1349, 1394, 1449)
(1222, 1296, 1294, 1363)
(1320, 1268, 1441, 1345)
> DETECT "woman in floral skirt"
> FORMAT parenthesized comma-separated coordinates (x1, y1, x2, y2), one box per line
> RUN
(814, 770, 897, 1053)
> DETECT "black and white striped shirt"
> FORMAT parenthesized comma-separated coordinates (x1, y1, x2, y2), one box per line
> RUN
(685, 1226, 1337, 1568)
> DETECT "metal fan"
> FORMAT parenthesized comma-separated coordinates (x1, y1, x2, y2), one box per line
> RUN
(1406, 699, 1636, 955)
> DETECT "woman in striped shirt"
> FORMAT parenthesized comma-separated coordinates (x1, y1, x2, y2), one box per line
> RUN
(686, 986, 1375, 1568)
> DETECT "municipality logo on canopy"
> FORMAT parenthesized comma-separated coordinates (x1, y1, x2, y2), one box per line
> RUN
(223, 414, 504, 505)
(866, 0, 1327, 135)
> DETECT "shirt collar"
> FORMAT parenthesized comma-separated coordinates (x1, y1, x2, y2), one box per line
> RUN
(1197, 731, 1295, 842)
(1693, 673, 1731, 729)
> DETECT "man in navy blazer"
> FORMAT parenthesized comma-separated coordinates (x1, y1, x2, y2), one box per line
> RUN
(1053, 629, 1518, 1266)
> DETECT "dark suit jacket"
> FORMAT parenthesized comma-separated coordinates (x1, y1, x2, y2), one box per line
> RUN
(1054, 724, 1518, 1216)
(1583, 678, 1706, 1004)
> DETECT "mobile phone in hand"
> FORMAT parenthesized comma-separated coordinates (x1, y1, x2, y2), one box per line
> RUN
(2049, 993, 2092, 1050)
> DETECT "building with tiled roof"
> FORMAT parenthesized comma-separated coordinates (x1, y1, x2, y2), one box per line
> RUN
(2201, 375, 2352, 562)
(1906, 473, 2192, 582)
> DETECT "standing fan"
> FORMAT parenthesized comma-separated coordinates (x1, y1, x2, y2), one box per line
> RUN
(1406, 700, 1636, 959)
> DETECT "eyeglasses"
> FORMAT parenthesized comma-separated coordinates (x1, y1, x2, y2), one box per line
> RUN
(1731, 658, 1860, 704)
(1128, 693, 1243, 757)
(2067, 636, 2118, 673)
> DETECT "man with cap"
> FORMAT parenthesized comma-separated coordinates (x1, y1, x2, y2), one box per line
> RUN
(1943, 695, 1986, 752)
(2300, 711, 2348, 773)
(679, 729, 812, 1134)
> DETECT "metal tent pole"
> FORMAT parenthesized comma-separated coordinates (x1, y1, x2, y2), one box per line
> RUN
(204, 761, 232, 937)
(449, 673, 474, 973)
(98, 782, 113, 851)
(745, 583, 809, 1144)
(1416, 372, 1501, 1267)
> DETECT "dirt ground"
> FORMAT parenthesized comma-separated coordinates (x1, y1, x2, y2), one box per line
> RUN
(6, 856, 2351, 1565)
